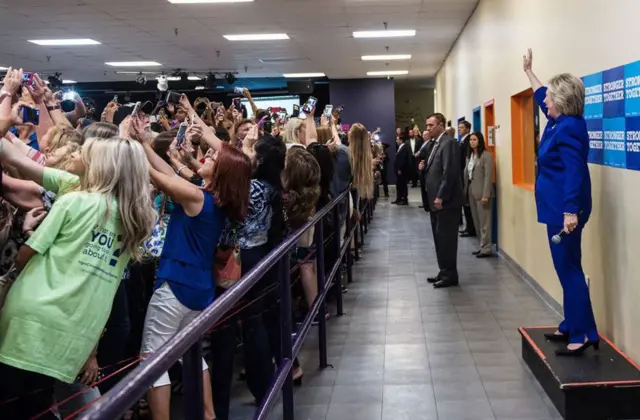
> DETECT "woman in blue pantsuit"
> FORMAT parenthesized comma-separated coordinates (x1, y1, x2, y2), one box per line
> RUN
(523, 49, 599, 356)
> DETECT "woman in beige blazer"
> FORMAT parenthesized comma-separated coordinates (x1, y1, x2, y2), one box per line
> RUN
(463, 132, 494, 257)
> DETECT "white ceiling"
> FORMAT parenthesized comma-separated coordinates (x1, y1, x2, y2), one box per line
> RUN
(0, 0, 478, 83)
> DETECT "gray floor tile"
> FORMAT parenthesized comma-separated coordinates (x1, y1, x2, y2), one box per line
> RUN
(224, 191, 565, 419)
(326, 403, 382, 420)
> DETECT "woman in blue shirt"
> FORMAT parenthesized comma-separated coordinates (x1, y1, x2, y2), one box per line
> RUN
(131, 114, 252, 420)
(523, 49, 598, 356)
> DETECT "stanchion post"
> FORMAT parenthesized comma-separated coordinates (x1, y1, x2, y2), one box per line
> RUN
(333, 203, 344, 316)
(278, 256, 294, 420)
(314, 218, 328, 369)
(182, 340, 204, 420)
(345, 192, 354, 282)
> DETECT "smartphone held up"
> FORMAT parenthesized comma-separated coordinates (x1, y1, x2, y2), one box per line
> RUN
(21, 105, 40, 125)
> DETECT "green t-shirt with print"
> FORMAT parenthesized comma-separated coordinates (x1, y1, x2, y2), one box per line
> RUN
(0, 168, 128, 383)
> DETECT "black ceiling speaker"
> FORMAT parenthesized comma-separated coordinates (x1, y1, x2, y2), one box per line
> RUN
(287, 80, 314, 94)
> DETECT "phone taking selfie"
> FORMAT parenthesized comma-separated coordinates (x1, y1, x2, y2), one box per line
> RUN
(176, 121, 188, 146)
(324, 105, 333, 118)
(233, 87, 245, 95)
(292, 104, 300, 117)
(302, 96, 317, 114)
(131, 101, 142, 117)
(166, 91, 181, 105)
(62, 91, 76, 102)
(232, 97, 242, 109)
(22, 72, 34, 86)
(113, 95, 119, 104)
(22, 106, 40, 125)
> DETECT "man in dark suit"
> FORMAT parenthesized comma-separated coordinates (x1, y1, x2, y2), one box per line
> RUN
(393, 135, 410, 205)
(416, 130, 434, 212)
(421, 113, 463, 288)
(408, 128, 424, 188)
(458, 120, 476, 238)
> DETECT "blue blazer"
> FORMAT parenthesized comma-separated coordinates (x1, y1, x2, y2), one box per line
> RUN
(534, 87, 592, 227)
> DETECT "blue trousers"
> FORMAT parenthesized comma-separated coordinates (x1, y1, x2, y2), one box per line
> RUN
(546, 225, 598, 344)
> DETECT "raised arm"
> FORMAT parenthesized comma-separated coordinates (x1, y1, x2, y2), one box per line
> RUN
(130, 116, 204, 215)
(523, 48, 543, 92)
(0, 102, 46, 185)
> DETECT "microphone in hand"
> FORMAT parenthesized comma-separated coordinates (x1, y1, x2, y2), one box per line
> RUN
(551, 230, 567, 244)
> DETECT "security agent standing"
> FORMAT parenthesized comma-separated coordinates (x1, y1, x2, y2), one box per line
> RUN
(416, 130, 434, 211)
(458, 120, 476, 238)
(421, 113, 463, 288)
(524, 49, 597, 356)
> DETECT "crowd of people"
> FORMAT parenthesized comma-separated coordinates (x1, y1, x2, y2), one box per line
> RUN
(388, 114, 496, 285)
(0, 67, 381, 420)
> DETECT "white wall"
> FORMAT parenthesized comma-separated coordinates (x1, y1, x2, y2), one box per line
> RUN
(436, 0, 640, 360)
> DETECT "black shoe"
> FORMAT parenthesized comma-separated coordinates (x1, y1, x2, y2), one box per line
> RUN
(426, 276, 439, 283)
(398, 201, 409, 206)
(555, 341, 600, 356)
(476, 252, 493, 258)
(391, 200, 400, 204)
(460, 232, 474, 238)
(418, 205, 424, 209)
(472, 250, 481, 256)
(341, 285, 348, 294)
(544, 332, 569, 343)
(433, 279, 459, 289)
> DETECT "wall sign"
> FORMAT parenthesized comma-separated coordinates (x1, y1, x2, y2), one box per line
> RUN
(581, 59, 640, 170)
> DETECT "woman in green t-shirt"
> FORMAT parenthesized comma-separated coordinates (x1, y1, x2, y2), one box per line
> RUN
(0, 120, 157, 419)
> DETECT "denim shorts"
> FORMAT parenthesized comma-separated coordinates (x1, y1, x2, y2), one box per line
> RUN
(292, 244, 316, 265)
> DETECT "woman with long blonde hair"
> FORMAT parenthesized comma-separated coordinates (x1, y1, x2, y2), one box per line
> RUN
(348, 123, 374, 200)
(0, 118, 156, 418)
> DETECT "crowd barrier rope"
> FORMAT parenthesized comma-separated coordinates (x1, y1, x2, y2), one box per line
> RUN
(80, 186, 377, 420)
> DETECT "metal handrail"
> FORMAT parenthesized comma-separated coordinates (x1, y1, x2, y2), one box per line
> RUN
(81, 187, 368, 420)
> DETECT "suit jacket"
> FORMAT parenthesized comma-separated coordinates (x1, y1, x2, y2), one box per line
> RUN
(534, 87, 592, 227)
(459, 134, 471, 171)
(424, 134, 463, 211)
(394, 142, 411, 177)
(463, 151, 494, 203)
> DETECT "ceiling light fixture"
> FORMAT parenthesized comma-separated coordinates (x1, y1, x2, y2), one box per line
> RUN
(283, 72, 325, 78)
(224, 33, 289, 41)
(353, 30, 416, 38)
(367, 70, 409, 76)
(62, 79, 77, 84)
(28, 38, 101, 46)
(116, 71, 159, 75)
(157, 76, 181, 81)
(195, 86, 206, 90)
(168, 0, 252, 3)
(188, 75, 201, 81)
(0, 66, 8, 71)
(105, 61, 162, 67)
(362, 54, 411, 61)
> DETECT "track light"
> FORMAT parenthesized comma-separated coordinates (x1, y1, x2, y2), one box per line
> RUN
(225, 72, 236, 85)
(205, 72, 217, 89)
(157, 75, 168, 92)
(136, 72, 147, 84)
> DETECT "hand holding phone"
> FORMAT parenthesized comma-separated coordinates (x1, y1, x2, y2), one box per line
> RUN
(232, 97, 242, 109)
(131, 101, 142, 118)
(166, 91, 181, 105)
(21, 105, 40, 125)
(176, 122, 188, 146)
(292, 104, 300, 118)
(302, 96, 317, 114)
(324, 104, 333, 118)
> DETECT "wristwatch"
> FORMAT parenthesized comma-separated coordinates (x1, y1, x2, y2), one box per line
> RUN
(46, 104, 61, 111)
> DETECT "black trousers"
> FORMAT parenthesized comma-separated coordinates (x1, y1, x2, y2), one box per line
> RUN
(0, 363, 57, 420)
(380, 169, 389, 197)
(395, 174, 408, 202)
(419, 172, 429, 212)
(429, 208, 460, 281)
(462, 205, 476, 235)
(208, 245, 275, 420)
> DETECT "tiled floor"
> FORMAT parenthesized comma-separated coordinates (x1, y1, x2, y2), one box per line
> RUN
(229, 189, 564, 420)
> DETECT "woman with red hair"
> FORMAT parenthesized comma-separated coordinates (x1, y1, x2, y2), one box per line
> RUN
(129, 109, 252, 420)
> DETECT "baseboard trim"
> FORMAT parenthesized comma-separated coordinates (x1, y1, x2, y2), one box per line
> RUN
(497, 247, 563, 317)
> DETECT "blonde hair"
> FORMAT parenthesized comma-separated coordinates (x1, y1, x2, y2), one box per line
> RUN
(548, 73, 585, 116)
(282, 118, 305, 145)
(316, 126, 332, 145)
(46, 125, 82, 153)
(372, 142, 383, 159)
(81, 137, 156, 262)
(348, 123, 374, 199)
(50, 142, 82, 172)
